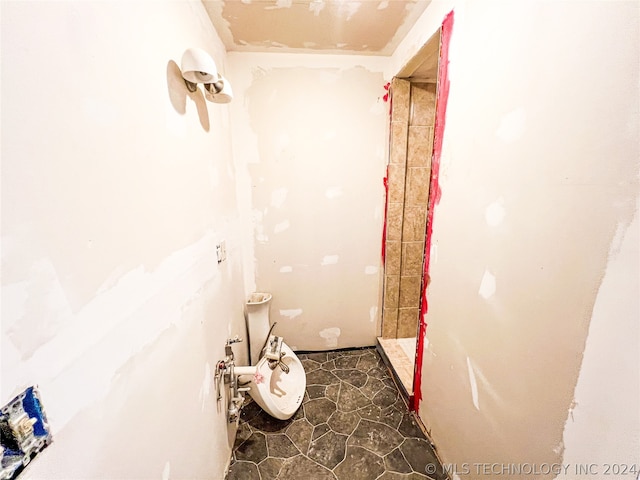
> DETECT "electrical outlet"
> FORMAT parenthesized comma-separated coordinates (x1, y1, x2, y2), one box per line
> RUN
(1, 386, 52, 480)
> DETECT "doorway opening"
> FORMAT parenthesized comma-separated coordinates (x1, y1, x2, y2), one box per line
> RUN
(377, 11, 453, 410)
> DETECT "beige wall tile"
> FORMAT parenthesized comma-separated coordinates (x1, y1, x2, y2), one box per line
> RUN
(387, 164, 406, 203)
(384, 274, 400, 308)
(385, 241, 401, 275)
(407, 126, 434, 167)
(399, 275, 422, 308)
(398, 307, 420, 338)
(406, 167, 431, 206)
(390, 121, 408, 165)
(402, 205, 427, 242)
(410, 83, 437, 126)
(382, 308, 398, 338)
(386, 202, 404, 241)
(391, 78, 410, 124)
(401, 241, 425, 276)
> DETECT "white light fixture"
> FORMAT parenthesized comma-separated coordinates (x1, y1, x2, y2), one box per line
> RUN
(180, 47, 219, 92)
(179, 48, 233, 103)
(204, 75, 233, 104)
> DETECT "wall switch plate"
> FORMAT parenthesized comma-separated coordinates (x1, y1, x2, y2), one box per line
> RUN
(1, 386, 52, 480)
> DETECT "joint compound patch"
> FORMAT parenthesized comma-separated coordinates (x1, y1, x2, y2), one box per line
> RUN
(364, 266, 378, 275)
(321, 255, 339, 266)
(162, 461, 171, 480)
(319, 327, 341, 348)
(270, 188, 288, 208)
(280, 309, 302, 320)
(369, 306, 378, 323)
(466, 356, 480, 410)
(485, 198, 505, 226)
(279, 266, 293, 273)
(479, 269, 496, 299)
(274, 220, 290, 234)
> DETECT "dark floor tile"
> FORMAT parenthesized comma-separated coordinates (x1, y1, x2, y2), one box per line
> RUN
(357, 352, 382, 371)
(373, 386, 400, 408)
(247, 409, 291, 433)
(286, 418, 313, 455)
(398, 413, 427, 439)
(308, 430, 348, 470)
(304, 397, 336, 425)
(277, 454, 337, 480)
(313, 423, 331, 439)
(348, 419, 404, 456)
(301, 358, 322, 372)
(227, 347, 447, 480)
(267, 433, 300, 458)
(258, 457, 284, 478)
(334, 446, 385, 480)
(384, 447, 413, 474)
(306, 368, 340, 386)
(325, 383, 340, 402)
(235, 432, 268, 463)
(337, 382, 370, 412)
(360, 376, 385, 399)
(334, 355, 360, 369)
(334, 369, 368, 388)
(227, 460, 260, 480)
(399, 438, 442, 476)
(327, 410, 359, 435)
(307, 384, 326, 399)
(305, 352, 329, 363)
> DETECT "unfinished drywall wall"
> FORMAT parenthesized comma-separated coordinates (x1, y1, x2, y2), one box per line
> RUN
(1, 2, 246, 478)
(391, 1, 639, 477)
(228, 53, 388, 351)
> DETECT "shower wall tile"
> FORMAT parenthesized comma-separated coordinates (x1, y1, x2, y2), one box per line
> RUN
(387, 164, 406, 203)
(389, 122, 408, 165)
(399, 275, 421, 308)
(402, 205, 427, 242)
(386, 202, 404, 241)
(391, 79, 410, 124)
(401, 242, 424, 276)
(382, 308, 398, 338)
(405, 167, 431, 206)
(385, 241, 401, 275)
(384, 274, 400, 308)
(398, 307, 420, 338)
(407, 126, 434, 167)
(410, 83, 437, 126)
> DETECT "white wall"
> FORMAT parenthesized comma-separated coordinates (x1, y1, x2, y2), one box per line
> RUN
(228, 52, 389, 351)
(1, 2, 246, 478)
(391, 0, 639, 477)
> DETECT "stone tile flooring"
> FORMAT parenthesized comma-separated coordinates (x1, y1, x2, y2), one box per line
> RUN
(226, 348, 448, 480)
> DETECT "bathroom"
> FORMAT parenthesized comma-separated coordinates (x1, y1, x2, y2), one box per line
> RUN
(1, 1, 638, 479)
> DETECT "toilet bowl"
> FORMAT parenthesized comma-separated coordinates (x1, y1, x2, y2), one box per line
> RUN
(242, 292, 306, 420)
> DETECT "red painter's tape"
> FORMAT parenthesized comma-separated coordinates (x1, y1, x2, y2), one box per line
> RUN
(412, 9, 454, 412)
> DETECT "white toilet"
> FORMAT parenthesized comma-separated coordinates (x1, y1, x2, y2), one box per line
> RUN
(236, 293, 306, 420)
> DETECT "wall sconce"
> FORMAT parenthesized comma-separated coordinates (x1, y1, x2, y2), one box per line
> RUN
(180, 48, 233, 103)
(204, 75, 233, 104)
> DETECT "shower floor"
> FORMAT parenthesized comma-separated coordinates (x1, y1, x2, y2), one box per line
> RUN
(376, 337, 416, 396)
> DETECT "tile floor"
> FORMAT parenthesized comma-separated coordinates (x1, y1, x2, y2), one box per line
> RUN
(226, 347, 447, 480)
(376, 337, 417, 395)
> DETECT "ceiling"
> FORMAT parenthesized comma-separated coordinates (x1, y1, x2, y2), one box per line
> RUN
(202, 0, 432, 56)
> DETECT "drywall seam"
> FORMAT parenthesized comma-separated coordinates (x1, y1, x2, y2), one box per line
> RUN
(2, 231, 224, 429)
